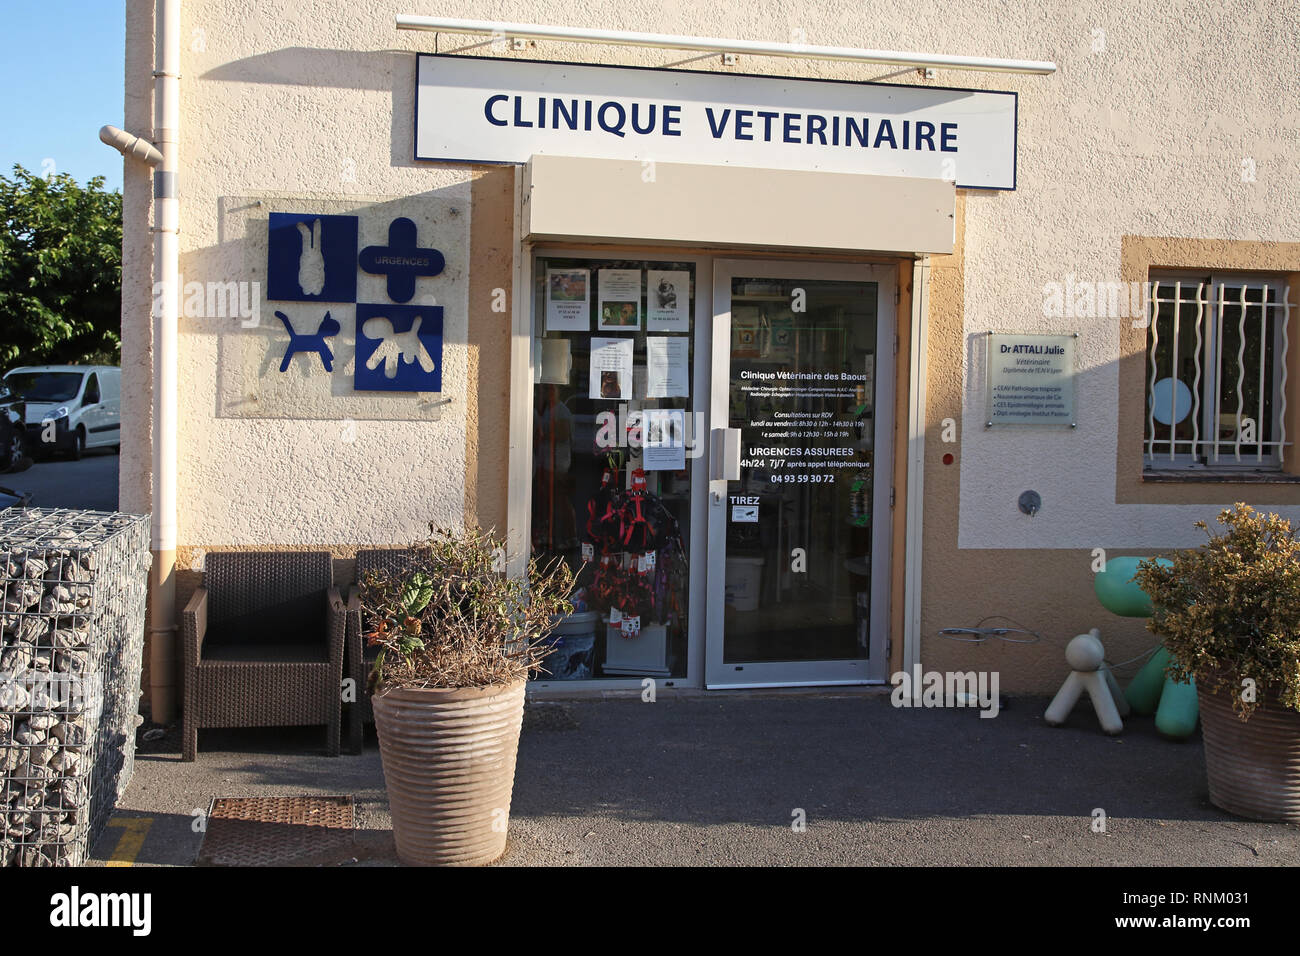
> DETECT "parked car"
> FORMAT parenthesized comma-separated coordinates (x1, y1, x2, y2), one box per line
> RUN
(3, 365, 121, 460)
(0, 382, 29, 472)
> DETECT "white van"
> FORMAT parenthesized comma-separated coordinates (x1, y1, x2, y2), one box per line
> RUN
(3, 365, 121, 460)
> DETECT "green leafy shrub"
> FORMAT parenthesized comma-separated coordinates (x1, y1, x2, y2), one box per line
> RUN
(361, 526, 574, 692)
(1135, 503, 1300, 718)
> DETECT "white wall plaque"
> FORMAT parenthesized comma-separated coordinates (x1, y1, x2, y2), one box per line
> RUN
(986, 333, 1075, 426)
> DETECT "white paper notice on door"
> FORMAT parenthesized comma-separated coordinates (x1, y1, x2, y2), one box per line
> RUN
(645, 336, 690, 398)
(647, 270, 690, 331)
(546, 268, 590, 331)
(642, 408, 686, 471)
(539, 337, 572, 384)
(589, 336, 634, 401)
(597, 269, 642, 331)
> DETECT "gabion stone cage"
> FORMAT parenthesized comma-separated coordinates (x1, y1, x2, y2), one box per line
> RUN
(0, 509, 150, 867)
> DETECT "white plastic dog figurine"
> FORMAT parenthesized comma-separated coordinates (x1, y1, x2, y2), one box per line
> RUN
(1044, 628, 1130, 735)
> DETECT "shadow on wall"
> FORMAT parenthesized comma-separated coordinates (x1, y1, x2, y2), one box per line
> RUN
(199, 45, 423, 170)
(202, 46, 417, 168)
(201, 47, 402, 89)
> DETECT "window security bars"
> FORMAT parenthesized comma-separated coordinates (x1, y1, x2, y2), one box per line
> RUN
(1145, 277, 1293, 467)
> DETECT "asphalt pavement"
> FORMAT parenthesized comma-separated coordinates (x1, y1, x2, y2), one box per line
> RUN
(90, 690, 1299, 867)
(3, 448, 119, 511)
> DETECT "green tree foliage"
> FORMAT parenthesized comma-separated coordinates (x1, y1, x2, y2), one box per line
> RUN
(0, 164, 122, 367)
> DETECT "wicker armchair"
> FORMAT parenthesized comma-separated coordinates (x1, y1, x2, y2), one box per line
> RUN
(181, 551, 346, 761)
(345, 548, 423, 753)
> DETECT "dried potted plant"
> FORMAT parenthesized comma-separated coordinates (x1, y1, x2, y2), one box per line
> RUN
(1135, 503, 1300, 822)
(359, 526, 573, 865)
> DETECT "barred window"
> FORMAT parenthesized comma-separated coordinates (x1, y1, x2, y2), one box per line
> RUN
(1145, 273, 1293, 469)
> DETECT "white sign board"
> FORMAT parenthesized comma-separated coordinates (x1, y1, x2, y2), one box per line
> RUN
(415, 55, 1018, 190)
(986, 333, 1075, 426)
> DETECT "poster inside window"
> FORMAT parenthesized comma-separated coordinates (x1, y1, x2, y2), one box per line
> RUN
(532, 257, 696, 680)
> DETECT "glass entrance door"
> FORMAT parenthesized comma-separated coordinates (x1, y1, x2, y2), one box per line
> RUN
(705, 260, 894, 686)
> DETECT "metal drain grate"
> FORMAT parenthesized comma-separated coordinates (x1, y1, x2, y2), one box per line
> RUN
(196, 795, 355, 867)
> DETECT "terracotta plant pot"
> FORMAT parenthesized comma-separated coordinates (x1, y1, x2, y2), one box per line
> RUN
(372, 679, 526, 866)
(1197, 682, 1300, 823)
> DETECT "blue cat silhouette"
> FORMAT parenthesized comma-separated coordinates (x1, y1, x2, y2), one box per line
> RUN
(276, 310, 341, 372)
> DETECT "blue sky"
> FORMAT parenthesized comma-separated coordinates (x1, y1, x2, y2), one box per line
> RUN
(1, 1, 126, 191)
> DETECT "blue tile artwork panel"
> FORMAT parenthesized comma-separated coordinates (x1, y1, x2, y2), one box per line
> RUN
(354, 303, 443, 392)
(267, 212, 360, 303)
(267, 211, 447, 392)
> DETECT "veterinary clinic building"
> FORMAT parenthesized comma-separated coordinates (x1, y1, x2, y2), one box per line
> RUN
(117, 1, 1300, 718)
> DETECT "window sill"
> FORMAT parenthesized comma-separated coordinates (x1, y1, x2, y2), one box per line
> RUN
(1143, 470, 1300, 484)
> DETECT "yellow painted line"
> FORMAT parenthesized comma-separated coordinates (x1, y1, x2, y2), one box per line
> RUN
(104, 817, 153, 867)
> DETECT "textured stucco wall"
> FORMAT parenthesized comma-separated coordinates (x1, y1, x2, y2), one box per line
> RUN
(921, 196, 1154, 692)
(902, 4, 1300, 689)
(948, 5, 1300, 550)
(179, 189, 470, 545)
(120, 1, 154, 518)
(119, 1, 1300, 693)
(124, 0, 500, 555)
(121, 1, 156, 700)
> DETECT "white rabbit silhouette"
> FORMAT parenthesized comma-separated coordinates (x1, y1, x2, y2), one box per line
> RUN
(362, 315, 437, 379)
(296, 219, 326, 296)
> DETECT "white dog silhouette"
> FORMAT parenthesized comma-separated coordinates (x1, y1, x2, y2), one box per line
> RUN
(362, 315, 436, 379)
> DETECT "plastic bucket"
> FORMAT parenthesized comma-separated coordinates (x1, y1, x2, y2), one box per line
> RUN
(539, 611, 599, 680)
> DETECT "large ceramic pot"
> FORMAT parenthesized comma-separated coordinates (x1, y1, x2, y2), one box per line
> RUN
(372, 679, 526, 866)
(1197, 681, 1300, 823)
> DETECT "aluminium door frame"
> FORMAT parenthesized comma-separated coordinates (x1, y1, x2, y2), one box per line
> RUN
(521, 244, 715, 693)
(705, 258, 897, 689)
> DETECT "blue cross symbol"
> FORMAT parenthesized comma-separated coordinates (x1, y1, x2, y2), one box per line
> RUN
(358, 217, 445, 303)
